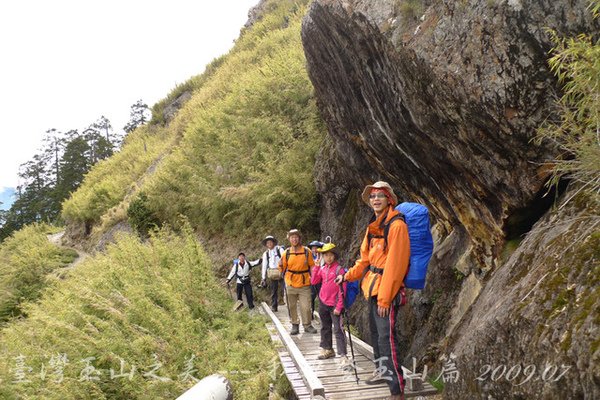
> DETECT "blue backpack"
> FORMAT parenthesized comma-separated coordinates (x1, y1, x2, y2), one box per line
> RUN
(395, 202, 434, 289)
(336, 265, 360, 308)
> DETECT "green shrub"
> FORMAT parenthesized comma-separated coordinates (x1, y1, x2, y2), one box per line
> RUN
(0, 224, 78, 325)
(397, 0, 425, 21)
(127, 192, 161, 237)
(0, 227, 275, 399)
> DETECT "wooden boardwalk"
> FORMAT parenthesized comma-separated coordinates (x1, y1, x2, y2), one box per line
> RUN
(262, 302, 438, 399)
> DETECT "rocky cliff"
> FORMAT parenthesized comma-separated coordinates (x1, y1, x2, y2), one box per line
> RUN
(302, 0, 599, 398)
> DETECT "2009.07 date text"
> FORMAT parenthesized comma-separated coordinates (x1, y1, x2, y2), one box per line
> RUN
(475, 364, 571, 385)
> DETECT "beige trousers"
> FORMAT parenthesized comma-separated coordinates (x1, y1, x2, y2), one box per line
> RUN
(286, 285, 312, 326)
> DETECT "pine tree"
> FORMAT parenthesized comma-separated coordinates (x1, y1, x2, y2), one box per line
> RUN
(42, 128, 64, 187)
(94, 115, 120, 147)
(56, 136, 91, 197)
(123, 99, 151, 133)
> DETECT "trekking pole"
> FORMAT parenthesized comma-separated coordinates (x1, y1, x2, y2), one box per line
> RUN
(283, 274, 292, 321)
(225, 280, 235, 301)
(340, 285, 359, 385)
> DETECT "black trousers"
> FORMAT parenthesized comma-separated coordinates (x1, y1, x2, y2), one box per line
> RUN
(369, 297, 404, 395)
(270, 278, 285, 308)
(236, 281, 254, 309)
(318, 302, 347, 355)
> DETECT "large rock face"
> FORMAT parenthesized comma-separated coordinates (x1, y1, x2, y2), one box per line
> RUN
(447, 191, 599, 399)
(302, 0, 599, 398)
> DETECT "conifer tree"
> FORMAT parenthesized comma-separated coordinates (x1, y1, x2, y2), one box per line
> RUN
(123, 99, 151, 133)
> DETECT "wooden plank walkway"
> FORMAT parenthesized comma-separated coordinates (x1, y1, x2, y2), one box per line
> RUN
(262, 302, 438, 399)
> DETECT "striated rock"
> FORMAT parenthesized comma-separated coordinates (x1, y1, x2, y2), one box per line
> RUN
(302, 0, 599, 398)
(447, 191, 599, 399)
(244, 0, 271, 29)
(162, 91, 192, 124)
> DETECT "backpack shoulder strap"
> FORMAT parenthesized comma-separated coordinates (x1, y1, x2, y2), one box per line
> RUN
(335, 264, 343, 276)
(276, 246, 282, 258)
(304, 247, 309, 267)
(383, 213, 405, 252)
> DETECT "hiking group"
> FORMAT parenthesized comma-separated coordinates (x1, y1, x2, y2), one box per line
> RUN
(225, 181, 433, 400)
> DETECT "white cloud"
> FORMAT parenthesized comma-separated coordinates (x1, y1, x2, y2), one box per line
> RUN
(0, 0, 259, 188)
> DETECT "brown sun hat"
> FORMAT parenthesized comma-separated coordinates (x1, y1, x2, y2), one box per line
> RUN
(361, 181, 398, 206)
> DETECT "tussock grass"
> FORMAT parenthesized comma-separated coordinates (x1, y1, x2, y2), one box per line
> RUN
(0, 224, 77, 324)
(62, 0, 323, 245)
(61, 125, 178, 224)
(0, 227, 275, 399)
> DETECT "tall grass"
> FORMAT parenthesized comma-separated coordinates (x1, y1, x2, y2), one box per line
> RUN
(61, 0, 324, 246)
(61, 124, 178, 225)
(0, 227, 275, 399)
(0, 224, 77, 325)
(536, 2, 600, 204)
(143, 1, 324, 241)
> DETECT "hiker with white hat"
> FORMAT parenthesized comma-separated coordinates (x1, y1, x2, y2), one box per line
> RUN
(260, 235, 286, 312)
(335, 181, 410, 400)
(278, 229, 318, 335)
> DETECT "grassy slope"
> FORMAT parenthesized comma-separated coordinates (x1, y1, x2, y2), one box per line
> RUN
(0, 227, 275, 399)
(62, 0, 324, 250)
(0, 224, 77, 325)
(0, 2, 324, 398)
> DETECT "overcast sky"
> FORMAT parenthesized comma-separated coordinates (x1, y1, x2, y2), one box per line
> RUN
(0, 0, 259, 193)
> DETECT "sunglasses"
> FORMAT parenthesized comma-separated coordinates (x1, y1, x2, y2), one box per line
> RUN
(368, 193, 387, 200)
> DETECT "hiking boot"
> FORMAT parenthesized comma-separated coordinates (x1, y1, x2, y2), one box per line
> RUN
(290, 324, 300, 335)
(365, 369, 388, 385)
(303, 325, 318, 334)
(317, 349, 335, 360)
(232, 300, 244, 311)
(271, 305, 277, 312)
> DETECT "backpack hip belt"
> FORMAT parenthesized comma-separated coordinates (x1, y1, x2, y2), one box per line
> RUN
(288, 268, 310, 285)
(368, 265, 384, 275)
(366, 265, 383, 299)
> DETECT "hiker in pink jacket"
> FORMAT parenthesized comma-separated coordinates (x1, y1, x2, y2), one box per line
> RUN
(311, 242, 349, 368)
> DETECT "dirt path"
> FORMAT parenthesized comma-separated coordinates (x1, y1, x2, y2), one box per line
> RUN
(47, 231, 90, 276)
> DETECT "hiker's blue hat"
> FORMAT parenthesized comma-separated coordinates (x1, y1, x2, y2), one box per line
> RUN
(308, 240, 324, 248)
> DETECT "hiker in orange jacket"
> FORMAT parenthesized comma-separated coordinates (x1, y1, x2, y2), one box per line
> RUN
(335, 181, 410, 400)
(278, 229, 318, 335)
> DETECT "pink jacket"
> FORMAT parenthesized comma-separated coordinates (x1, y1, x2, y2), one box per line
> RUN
(311, 261, 347, 313)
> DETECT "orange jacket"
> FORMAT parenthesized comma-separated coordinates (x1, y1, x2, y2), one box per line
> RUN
(345, 206, 410, 308)
(279, 246, 315, 288)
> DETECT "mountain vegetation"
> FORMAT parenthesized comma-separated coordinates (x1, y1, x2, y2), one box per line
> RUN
(0, 0, 597, 399)
(0, 116, 124, 242)
(0, 0, 317, 398)
(0, 224, 77, 325)
(61, 0, 323, 249)
(0, 226, 276, 400)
